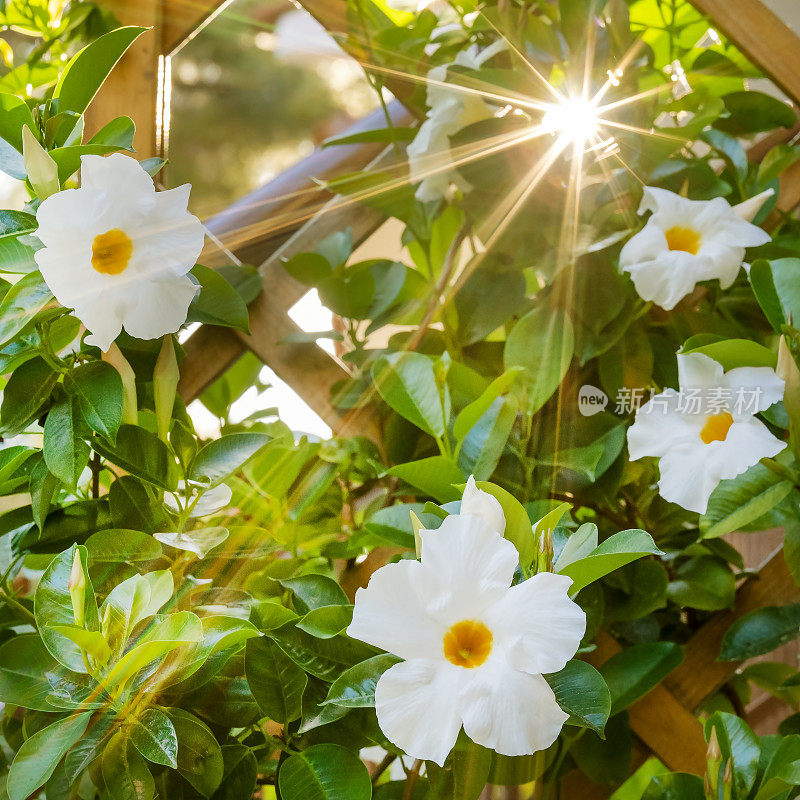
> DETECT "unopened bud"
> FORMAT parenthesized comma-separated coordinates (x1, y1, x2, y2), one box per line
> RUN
(68, 549, 86, 628)
(778, 335, 800, 433)
(154, 335, 179, 443)
(22, 125, 59, 200)
(102, 343, 137, 425)
(536, 528, 554, 574)
(410, 510, 424, 559)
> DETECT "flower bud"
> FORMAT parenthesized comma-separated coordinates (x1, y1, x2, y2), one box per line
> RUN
(102, 343, 137, 425)
(778, 334, 800, 434)
(22, 125, 59, 200)
(68, 549, 86, 628)
(154, 335, 179, 443)
(461, 476, 506, 535)
(536, 528, 554, 574)
(409, 510, 424, 559)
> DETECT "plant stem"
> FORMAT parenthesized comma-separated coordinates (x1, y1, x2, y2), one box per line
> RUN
(402, 760, 422, 800)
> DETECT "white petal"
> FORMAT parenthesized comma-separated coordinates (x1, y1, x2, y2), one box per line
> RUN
(620, 246, 701, 310)
(656, 445, 723, 514)
(484, 572, 585, 674)
(724, 366, 785, 413)
(714, 418, 786, 481)
(119, 275, 198, 341)
(80, 153, 154, 196)
(677, 352, 724, 389)
(733, 189, 774, 222)
(347, 559, 443, 660)
(638, 186, 690, 217)
(627, 391, 697, 461)
(460, 476, 506, 535)
(132, 184, 205, 278)
(375, 659, 463, 766)
(419, 514, 518, 621)
(461, 665, 568, 756)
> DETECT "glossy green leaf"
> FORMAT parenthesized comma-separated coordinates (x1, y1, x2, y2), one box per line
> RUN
(102, 731, 155, 800)
(130, 708, 178, 768)
(720, 604, 800, 661)
(322, 653, 400, 708)
(167, 708, 224, 797)
(190, 432, 271, 487)
(546, 660, 611, 735)
(64, 361, 124, 439)
(245, 636, 307, 725)
(278, 744, 372, 800)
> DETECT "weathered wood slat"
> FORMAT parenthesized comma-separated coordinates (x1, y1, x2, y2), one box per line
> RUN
(689, 0, 800, 105)
(162, 0, 229, 55)
(666, 548, 800, 711)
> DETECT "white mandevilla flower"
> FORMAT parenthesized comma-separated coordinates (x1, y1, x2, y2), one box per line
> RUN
(347, 478, 586, 766)
(34, 153, 205, 352)
(619, 187, 773, 310)
(407, 42, 505, 202)
(164, 481, 232, 518)
(628, 352, 786, 514)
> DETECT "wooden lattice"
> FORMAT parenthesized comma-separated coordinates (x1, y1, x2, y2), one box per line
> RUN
(90, 0, 800, 792)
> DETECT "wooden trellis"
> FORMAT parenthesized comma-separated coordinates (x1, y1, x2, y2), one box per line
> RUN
(90, 0, 800, 793)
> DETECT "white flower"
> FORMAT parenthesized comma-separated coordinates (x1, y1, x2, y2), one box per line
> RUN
(164, 481, 232, 517)
(34, 154, 205, 351)
(407, 42, 505, 202)
(347, 497, 585, 766)
(461, 475, 505, 534)
(628, 352, 786, 514)
(619, 187, 772, 310)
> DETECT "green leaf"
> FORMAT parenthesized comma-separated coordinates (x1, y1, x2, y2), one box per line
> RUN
(54, 27, 148, 116)
(456, 395, 518, 480)
(701, 469, 794, 539)
(749, 258, 800, 333)
(364, 503, 440, 549)
(102, 731, 155, 800)
(667, 556, 735, 610)
(1, 355, 58, 435)
(269, 625, 375, 682)
(682, 338, 777, 370)
(720, 604, 800, 661)
(554, 523, 598, 572)
(104, 611, 203, 689)
(640, 773, 705, 800)
(64, 361, 124, 439)
(472, 480, 535, 570)
(546, 660, 611, 735)
(372, 352, 447, 438)
(85, 528, 163, 563)
(323, 654, 400, 708)
(93, 425, 174, 490)
(280, 574, 349, 611)
(154, 527, 229, 559)
(600, 642, 683, 714)
(297, 605, 353, 638)
(130, 708, 178, 768)
(716, 91, 797, 135)
(7, 712, 92, 800)
(0, 634, 64, 711)
(246, 636, 307, 725)
(190, 432, 271, 487)
(388, 456, 464, 504)
(283, 251, 333, 285)
(30, 454, 59, 531)
(785, 521, 800, 588)
(189, 265, 250, 333)
(0, 210, 37, 273)
(557, 529, 662, 596)
(705, 712, 759, 797)
(88, 115, 136, 149)
(0, 270, 53, 350)
(0, 93, 35, 153)
(452, 735, 492, 800)
(278, 744, 372, 800)
(35, 544, 99, 673)
(213, 744, 258, 800)
(43, 398, 90, 487)
(504, 305, 574, 415)
(167, 708, 224, 797)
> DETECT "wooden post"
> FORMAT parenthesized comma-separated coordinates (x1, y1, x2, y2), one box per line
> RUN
(84, 0, 164, 158)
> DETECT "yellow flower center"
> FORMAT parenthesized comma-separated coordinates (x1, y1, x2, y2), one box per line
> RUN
(91, 228, 133, 275)
(443, 620, 493, 668)
(664, 226, 701, 255)
(700, 412, 734, 444)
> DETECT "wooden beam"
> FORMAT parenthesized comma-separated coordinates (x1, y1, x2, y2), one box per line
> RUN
(586, 635, 707, 776)
(84, 1, 163, 158)
(689, 0, 800, 105)
(665, 548, 800, 711)
(162, 0, 229, 55)
(201, 102, 412, 268)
